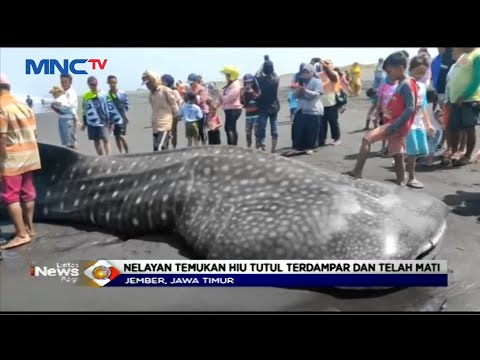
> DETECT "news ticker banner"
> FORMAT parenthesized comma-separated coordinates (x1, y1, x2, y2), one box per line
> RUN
(30, 260, 448, 288)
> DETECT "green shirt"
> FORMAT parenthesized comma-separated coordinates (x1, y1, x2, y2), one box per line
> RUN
(447, 48, 480, 103)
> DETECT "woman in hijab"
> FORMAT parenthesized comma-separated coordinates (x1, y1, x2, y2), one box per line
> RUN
(350, 62, 362, 96)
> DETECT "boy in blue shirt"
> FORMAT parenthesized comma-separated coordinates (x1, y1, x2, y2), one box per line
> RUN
(180, 92, 204, 146)
(287, 84, 298, 123)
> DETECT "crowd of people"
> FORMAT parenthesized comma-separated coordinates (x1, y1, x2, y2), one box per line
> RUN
(0, 47, 479, 256)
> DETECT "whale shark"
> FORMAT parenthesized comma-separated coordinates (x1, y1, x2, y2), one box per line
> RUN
(15, 143, 448, 260)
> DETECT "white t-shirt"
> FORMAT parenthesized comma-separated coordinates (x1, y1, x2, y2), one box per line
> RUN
(411, 82, 428, 130)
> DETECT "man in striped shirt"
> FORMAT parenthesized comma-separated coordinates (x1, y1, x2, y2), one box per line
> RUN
(0, 74, 41, 250)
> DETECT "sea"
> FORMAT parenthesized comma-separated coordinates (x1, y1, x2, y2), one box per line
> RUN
(14, 93, 55, 114)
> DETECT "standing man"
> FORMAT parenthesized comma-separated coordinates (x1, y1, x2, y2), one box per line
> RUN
(107, 75, 130, 154)
(256, 60, 280, 153)
(319, 60, 341, 146)
(446, 47, 480, 166)
(142, 70, 179, 151)
(52, 74, 80, 150)
(0, 74, 42, 250)
(26, 95, 33, 108)
(81, 76, 112, 156)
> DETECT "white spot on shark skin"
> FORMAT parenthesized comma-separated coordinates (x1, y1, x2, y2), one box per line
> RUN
(63, 188, 68, 194)
(221, 165, 230, 172)
(246, 164, 254, 170)
(99, 181, 104, 187)
(74, 199, 79, 206)
(133, 180, 139, 187)
(162, 194, 169, 202)
(46, 191, 51, 198)
(106, 211, 110, 223)
(90, 212, 96, 224)
(204, 167, 211, 176)
(60, 202, 64, 211)
(240, 179, 249, 185)
(280, 180, 289, 187)
(131, 162, 137, 167)
(94, 158, 99, 162)
(80, 185, 86, 191)
(143, 185, 150, 191)
(124, 194, 129, 202)
(152, 190, 158, 197)
(43, 207, 49, 216)
(384, 231, 398, 256)
(136, 197, 142, 204)
(151, 174, 157, 181)
(161, 211, 167, 221)
(112, 191, 118, 198)
(132, 218, 139, 226)
(93, 193, 99, 200)
(51, 174, 56, 181)
(257, 178, 266, 184)
(165, 157, 171, 162)
(119, 179, 124, 184)
(86, 168, 92, 175)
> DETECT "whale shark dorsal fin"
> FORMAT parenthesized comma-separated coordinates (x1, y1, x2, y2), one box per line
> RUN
(38, 142, 91, 166)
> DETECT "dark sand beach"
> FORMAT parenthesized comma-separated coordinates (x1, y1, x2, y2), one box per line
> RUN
(1, 69, 480, 311)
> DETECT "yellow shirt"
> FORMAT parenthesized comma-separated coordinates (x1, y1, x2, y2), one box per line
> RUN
(0, 93, 41, 176)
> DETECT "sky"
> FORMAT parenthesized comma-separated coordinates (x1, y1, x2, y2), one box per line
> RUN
(0, 47, 438, 98)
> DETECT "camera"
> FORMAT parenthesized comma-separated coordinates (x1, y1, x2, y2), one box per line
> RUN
(298, 78, 305, 86)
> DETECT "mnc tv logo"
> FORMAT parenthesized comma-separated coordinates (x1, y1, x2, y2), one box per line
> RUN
(84, 260, 120, 287)
(26, 59, 108, 75)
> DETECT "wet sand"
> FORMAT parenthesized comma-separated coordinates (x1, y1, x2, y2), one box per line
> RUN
(1, 70, 479, 311)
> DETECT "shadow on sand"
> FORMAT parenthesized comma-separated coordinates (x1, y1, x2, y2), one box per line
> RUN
(443, 191, 480, 219)
(344, 152, 378, 161)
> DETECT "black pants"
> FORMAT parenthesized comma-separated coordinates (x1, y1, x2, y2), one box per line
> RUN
(198, 115, 207, 144)
(224, 109, 242, 145)
(292, 110, 321, 151)
(208, 129, 221, 145)
(319, 105, 340, 145)
(153, 131, 169, 151)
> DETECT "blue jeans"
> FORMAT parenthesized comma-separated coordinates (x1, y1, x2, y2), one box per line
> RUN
(255, 111, 278, 146)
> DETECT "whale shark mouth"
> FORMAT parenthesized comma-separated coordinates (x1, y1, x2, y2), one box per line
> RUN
(414, 220, 447, 260)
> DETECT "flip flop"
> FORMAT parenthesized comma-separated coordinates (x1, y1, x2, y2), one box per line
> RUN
(453, 157, 471, 167)
(407, 179, 424, 189)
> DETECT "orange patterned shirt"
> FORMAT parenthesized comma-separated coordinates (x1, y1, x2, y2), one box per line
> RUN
(0, 93, 41, 176)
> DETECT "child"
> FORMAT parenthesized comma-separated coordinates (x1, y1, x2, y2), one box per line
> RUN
(345, 51, 418, 186)
(180, 92, 204, 146)
(424, 88, 445, 166)
(240, 74, 260, 148)
(404, 55, 435, 188)
(287, 84, 298, 123)
(375, 76, 399, 157)
(364, 88, 378, 130)
(206, 101, 222, 145)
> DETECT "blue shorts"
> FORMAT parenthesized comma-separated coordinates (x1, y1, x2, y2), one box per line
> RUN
(427, 129, 442, 155)
(58, 118, 76, 146)
(406, 128, 429, 156)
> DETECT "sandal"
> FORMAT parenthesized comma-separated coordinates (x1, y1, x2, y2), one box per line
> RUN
(453, 157, 471, 167)
(406, 179, 424, 189)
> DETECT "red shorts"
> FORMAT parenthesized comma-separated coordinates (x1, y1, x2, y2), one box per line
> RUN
(363, 123, 407, 155)
(0, 172, 37, 206)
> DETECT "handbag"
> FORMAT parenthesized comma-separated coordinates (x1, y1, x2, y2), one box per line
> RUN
(335, 89, 348, 107)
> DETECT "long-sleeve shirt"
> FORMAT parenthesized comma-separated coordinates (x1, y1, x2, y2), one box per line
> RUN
(58, 87, 78, 120)
(384, 78, 417, 136)
(82, 90, 111, 127)
(149, 85, 179, 133)
(219, 80, 242, 110)
(190, 84, 209, 114)
(107, 89, 129, 125)
(294, 77, 324, 115)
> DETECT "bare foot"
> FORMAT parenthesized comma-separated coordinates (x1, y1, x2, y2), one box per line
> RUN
(343, 170, 362, 179)
(0, 235, 32, 250)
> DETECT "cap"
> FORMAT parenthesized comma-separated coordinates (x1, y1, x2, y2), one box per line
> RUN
(187, 73, 200, 83)
(161, 74, 175, 88)
(243, 73, 255, 83)
(301, 64, 314, 73)
(87, 76, 98, 85)
(0, 73, 10, 86)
